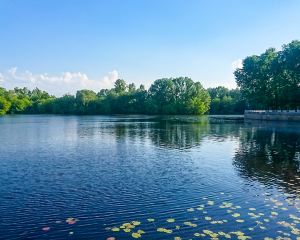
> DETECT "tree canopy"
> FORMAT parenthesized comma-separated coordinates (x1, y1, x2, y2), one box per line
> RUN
(147, 77, 210, 114)
(208, 87, 245, 114)
(0, 77, 211, 116)
(234, 40, 300, 110)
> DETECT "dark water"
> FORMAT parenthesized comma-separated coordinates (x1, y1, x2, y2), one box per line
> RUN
(0, 115, 300, 240)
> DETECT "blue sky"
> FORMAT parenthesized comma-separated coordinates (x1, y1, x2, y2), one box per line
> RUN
(0, 0, 300, 95)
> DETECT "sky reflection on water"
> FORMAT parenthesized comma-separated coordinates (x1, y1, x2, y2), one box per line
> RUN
(0, 115, 299, 240)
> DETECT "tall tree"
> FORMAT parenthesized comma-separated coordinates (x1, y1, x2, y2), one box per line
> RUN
(148, 77, 210, 114)
(76, 90, 97, 114)
(234, 41, 300, 110)
(234, 48, 278, 109)
(114, 79, 127, 94)
(208, 87, 245, 114)
(128, 83, 136, 93)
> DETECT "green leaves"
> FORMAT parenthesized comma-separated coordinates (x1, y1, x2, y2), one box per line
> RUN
(235, 40, 300, 110)
(148, 77, 210, 115)
(0, 96, 11, 115)
(0, 77, 211, 115)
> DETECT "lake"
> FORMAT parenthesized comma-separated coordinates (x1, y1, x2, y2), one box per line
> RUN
(0, 115, 300, 240)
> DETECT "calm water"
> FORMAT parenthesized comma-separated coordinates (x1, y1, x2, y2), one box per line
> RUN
(0, 115, 300, 240)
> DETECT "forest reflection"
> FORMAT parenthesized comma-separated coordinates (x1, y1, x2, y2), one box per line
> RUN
(233, 121, 300, 195)
(76, 117, 243, 149)
(76, 117, 300, 194)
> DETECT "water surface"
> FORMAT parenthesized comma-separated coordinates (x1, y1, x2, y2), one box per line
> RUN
(0, 115, 299, 240)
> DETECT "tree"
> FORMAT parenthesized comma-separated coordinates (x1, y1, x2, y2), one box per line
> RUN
(0, 96, 11, 115)
(76, 90, 97, 114)
(114, 79, 127, 94)
(207, 87, 245, 114)
(234, 40, 300, 110)
(234, 48, 278, 109)
(139, 84, 145, 91)
(97, 89, 110, 98)
(187, 82, 210, 114)
(276, 40, 300, 109)
(147, 77, 210, 114)
(147, 78, 175, 114)
(128, 83, 136, 93)
(9, 97, 31, 113)
(30, 88, 51, 101)
(52, 94, 76, 114)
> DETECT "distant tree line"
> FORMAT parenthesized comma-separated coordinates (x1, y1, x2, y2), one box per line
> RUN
(234, 40, 300, 110)
(0, 77, 215, 115)
(207, 87, 245, 114)
(1, 40, 298, 116)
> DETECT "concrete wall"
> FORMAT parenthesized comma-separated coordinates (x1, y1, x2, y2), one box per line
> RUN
(244, 110, 300, 122)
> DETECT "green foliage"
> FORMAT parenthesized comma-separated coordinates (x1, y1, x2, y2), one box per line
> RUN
(76, 90, 97, 114)
(188, 82, 211, 114)
(147, 77, 210, 114)
(30, 88, 52, 101)
(114, 79, 127, 94)
(234, 40, 300, 109)
(9, 97, 31, 113)
(0, 96, 11, 115)
(0, 77, 211, 116)
(128, 83, 136, 93)
(208, 87, 245, 114)
(52, 94, 76, 114)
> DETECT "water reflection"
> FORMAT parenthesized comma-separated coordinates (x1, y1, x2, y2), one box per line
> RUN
(149, 121, 210, 149)
(233, 121, 300, 194)
(76, 117, 245, 150)
(74, 117, 300, 195)
(1, 116, 300, 240)
(75, 117, 300, 194)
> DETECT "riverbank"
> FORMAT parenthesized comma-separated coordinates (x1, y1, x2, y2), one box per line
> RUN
(244, 110, 300, 122)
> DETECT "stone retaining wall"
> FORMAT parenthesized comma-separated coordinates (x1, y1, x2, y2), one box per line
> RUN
(244, 110, 300, 122)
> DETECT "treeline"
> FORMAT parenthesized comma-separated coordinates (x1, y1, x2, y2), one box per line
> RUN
(1, 40, 298, 116)
(234, 40, 300, 110)
(1, 77, 228, 115)
(0, 78, 245, 116)
(207, 87, 245, 114)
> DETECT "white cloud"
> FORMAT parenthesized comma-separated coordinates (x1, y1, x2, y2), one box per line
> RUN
(8, 67, 17, 76)
(101, 70, 119, 89)
(231, 59, 243, 70)
(0, 73, 4, 83)
(0, 68, 119, 96)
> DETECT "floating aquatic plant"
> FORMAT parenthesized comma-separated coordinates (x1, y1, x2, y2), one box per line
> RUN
(131, 221, 141, 226)
(183, 221, 197, 227)
(166, 218, 175, 223)
(102, 189, 300, 239)
(131, 232, 141, 238)
(157, 227, 173, 234)
(232, 213, 241, 218)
